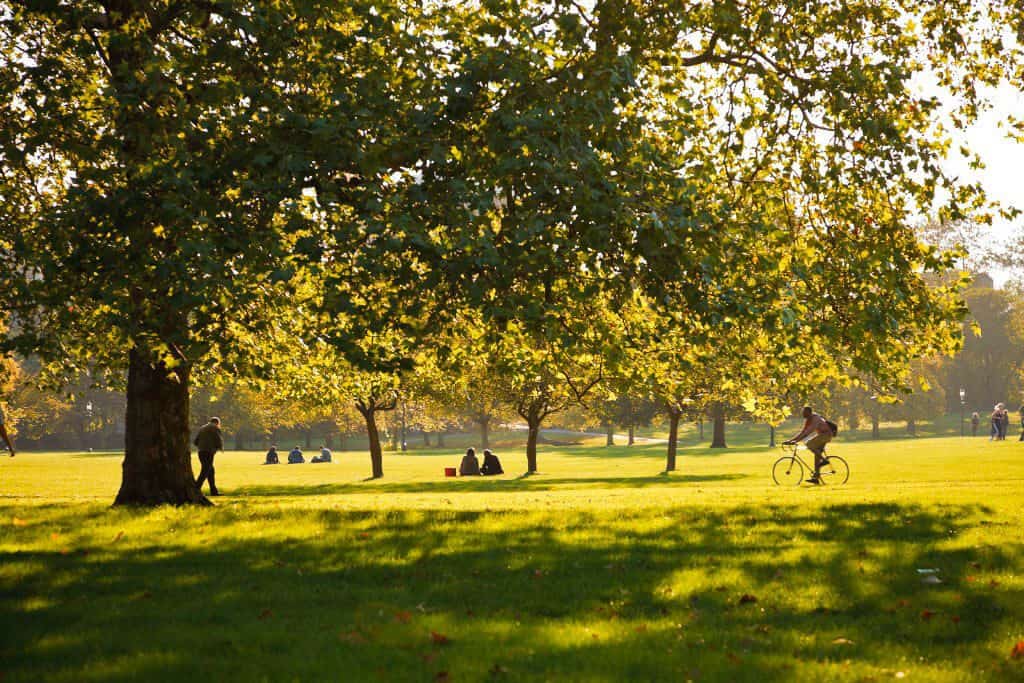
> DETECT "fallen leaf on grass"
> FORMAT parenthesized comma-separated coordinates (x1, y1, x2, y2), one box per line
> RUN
(951, 615, 961, 624)
(489, 664, 509, 675)
(989, 579, 1001, 588)
(634, 624, 648, 633)
(738, 594, 758, 605)
(1011, 641, 1024, 659)
(258, 609, 272, 620)
(50, 533, 60, 541)
(727, 653, 742, 664)
(430, 631, 450, 645)
(12, 517, 27, 527)
(966, 576, 976, 583)
(112, 531, 124, 543)
(920, 610, 936, 621)
(434, 672, 449, 682)
(832, 637, 855, 645)
(394, 611, 412, 624)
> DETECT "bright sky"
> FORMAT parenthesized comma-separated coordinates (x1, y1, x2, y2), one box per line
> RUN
(943, 82, 1024, 284)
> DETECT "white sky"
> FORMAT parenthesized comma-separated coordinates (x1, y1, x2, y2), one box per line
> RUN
(943, 82, 1024, 284)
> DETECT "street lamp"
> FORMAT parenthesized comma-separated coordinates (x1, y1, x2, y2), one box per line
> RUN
(959, 387, 966, 437)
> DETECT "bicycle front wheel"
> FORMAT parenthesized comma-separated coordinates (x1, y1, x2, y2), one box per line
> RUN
(819, 455, 849, 485)
(772, 456, 803, 485)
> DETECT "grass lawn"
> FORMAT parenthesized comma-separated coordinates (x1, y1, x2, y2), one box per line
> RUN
(1, 436, 1023, 682)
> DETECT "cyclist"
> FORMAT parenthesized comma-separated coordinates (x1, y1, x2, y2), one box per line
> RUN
(782, 406, 834, 484)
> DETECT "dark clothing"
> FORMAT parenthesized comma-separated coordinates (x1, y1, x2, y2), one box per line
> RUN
(196, 450, 218, 495)
(265, 448, 279, 464)
(481, 453, 504, 476)
(459, 453, 480, 476)
(288, 449, 305, 464)
(194, 423, 224, 453)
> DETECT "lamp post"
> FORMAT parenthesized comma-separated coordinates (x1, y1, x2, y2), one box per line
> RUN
(959, 387, 966, 437)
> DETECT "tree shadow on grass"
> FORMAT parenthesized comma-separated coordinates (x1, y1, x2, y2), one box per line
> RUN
(230, 473, 749, 498)
(1, 501, 1021, 681)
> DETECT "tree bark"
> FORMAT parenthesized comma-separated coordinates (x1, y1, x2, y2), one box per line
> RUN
(769, 425, 776, 447)
(235, 429, 246, 451)
(628, 424, 635, 446)
(605, 422, 614, 446)
(871, 413, 880, 439)
(906, 418, 916, 436)
(698, 418, 704, 441)
(479, 417, 490, 449)
(710, 403, 727, 448)
(437, 430, 445, 448)
(526, 417, 541, 473)
(423, 431, 431, 446)
(114, 347, 209, 506)
(665, 408, 681, 472)
(304, 428, 312, 449)
(359, 407, 384, 478)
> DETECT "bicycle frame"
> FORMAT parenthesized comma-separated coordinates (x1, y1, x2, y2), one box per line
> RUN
(781, 443, 826, 471)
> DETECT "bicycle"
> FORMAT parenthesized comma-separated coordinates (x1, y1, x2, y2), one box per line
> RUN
(771, 443, 849, 486)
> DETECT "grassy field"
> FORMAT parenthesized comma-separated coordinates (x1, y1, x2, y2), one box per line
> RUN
(1, 435, 1023, 682)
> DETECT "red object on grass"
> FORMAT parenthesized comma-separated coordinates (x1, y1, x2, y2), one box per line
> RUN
(444, 467, 456, 477)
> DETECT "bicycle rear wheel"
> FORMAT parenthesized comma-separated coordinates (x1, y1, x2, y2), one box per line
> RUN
(772, 456, 803, 485)
(819, 455, 849, 485)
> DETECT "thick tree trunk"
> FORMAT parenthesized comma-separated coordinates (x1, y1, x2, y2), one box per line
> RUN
(871, 414, 880, 439)
(605, 423, 614, 446)
(666, 409, 681, 472)
(360, 408, 384, 478)
(710, 403, 727, 448)
(628, 424, 635, 446)
(479, 417, 490, 449)
(526, 418, 541, 473)
(114, 348, 209, 506)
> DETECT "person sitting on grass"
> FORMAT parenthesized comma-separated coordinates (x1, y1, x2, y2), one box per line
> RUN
(264, 445, 279, 464)
(311, 445, 332, 463)
(782, 406, 834, 485)
(288, 446, 305, 464)
(459, 447, 481, 476)
(0, 402, 15, 457)
(480, 449, 503, 476)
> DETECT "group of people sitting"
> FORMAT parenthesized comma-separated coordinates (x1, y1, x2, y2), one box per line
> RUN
(264, 445, 333, 464)
(458, 447, 504, 476)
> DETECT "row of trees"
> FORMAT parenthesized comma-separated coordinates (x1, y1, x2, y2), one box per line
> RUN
(3, 1, 1022, 504)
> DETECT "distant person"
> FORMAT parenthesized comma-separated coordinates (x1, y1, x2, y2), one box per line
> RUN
(996, 403, 1009, 440)
(288, 446, 305, 464)
(480, 449, 503, 476)
(264, 445, 279, 464)
(971, 412, 980, 437)
(990, 406, 1000, 441)
(459, 447, 481, 476)
(194, 417, 224, 496)
(312, 445, 332, 463)
(782, 406, 836, 485)
(1019, 406, 1024, 441)
(0, 402, 14, 457)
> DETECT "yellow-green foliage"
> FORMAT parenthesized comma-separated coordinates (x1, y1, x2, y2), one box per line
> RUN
(1, 438, 1022, 682)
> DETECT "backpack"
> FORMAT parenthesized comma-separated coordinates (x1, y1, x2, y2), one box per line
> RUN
(825, 420, 839, 437)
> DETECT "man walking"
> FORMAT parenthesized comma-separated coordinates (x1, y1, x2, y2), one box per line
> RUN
(0, 402, 15, 457)
(194, 417, 223, 496)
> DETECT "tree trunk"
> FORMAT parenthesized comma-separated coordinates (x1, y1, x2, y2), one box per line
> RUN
(666, 408, 681, 472)
(698, 418, 704, 441)
(871, 413, 880, 439)
(710, 403, 727, 448)
(437, 430, 445, 448)
(479, 417, 490, 449)
(423, 431, 431, 447)
(235, 429, 246, 451)
(526, 417, 541, 473)
(628, 424, 635, 446)
(359, 407, 384, 479)
(605, 423, 614, 446)
(906, 418, 916, 436)
(114, 348, 209, 506)
(769, 425, 776, 447)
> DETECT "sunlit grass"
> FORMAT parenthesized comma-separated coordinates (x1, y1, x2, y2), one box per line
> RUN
(2, 435, 1022, 681)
